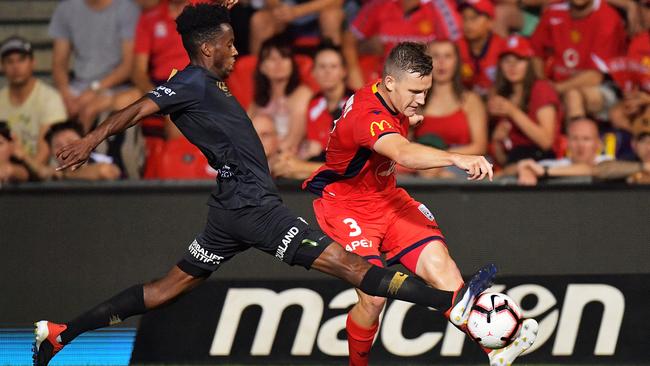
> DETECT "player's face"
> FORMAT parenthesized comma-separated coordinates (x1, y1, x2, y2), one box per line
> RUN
(1, 52, 34, 87)
(51, 130, 81, 164)
(0, 134, 12, 163)
(211, 24, 238, 79)
(633, 134, 650, 163)
(567, 120, 601, 164)
(260, 48, 293, 82)
(312, 50, 346, 91)
(389, 72, 432, 117)
(462, 8, 492, 41)
(500, 54, 528, 83)
(428, 42, 457, 83)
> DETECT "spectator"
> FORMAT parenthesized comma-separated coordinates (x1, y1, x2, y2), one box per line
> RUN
(49, 0, 141, 132)
(489, 35, 562, 169)
(249, 35, 314, 154)
(45, 121, 121, 181)
(303, 42, 353, 161)
(248, 0, 345, 56)
(516, 118, 610, 184)
(608, 0, 650, 131)
(457, 0, 507, 97)
(0, 121, 31, 184)
(593, 110, 650, 183)
(0, 37, 67, 165)
(343, 0, 463, 89)
(530, 0, 626, 122)
(415, 40, 487, 165)
(252, 113, 322, 179)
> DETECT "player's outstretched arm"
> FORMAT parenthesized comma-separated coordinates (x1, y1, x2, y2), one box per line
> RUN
(374, 133, 493, 181)
(56, 97, 160, 171)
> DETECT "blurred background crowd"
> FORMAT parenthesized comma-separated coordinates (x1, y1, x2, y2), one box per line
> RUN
(1, 0, 649, 186)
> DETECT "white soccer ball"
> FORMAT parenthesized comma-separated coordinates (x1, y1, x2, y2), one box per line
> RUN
(466, 292, 523, 349)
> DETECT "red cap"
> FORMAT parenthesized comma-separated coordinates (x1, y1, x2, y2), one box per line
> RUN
(500, 35, 535, 58)
(458, 0, 495, 18)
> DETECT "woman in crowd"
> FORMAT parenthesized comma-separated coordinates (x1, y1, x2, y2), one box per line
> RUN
(249, 35, 313, 154)
(488, 35, 562, 169)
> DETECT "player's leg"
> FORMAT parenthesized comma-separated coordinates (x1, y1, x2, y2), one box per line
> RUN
(346, 290, 385, 366)
(34, 207, 241, 366)
(34, 266, 207, 366)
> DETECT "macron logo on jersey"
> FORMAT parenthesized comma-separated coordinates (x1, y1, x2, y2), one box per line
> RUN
(369, 120, 393, 137)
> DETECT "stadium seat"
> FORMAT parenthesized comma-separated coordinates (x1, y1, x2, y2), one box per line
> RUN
(154, 137, 217, 179)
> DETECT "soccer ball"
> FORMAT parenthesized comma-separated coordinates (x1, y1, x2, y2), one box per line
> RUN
(466, 292, 523, 349)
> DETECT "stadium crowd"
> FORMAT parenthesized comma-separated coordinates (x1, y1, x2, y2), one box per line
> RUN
(1, 0, 649, 185)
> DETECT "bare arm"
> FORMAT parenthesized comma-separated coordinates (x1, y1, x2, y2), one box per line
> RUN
(282, 85, 313, 153)
(509, 104, 557, 150)
(341, 30, 365, 90)
(97, 40, 135, 89)
(291, 0, 342, 17)
(51, 39, 72, 95)
(56, 97, 160, 170)
(593, 160, 649, 180)
(373, 133, 493, 180)
(554, 70, 603, 94)
(132, 53, 155, 93)
(546, 163, 594, 177)
(62, 163, 121, 181)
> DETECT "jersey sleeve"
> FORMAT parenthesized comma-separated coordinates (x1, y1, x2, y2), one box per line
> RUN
(353, 111, 402, 149)
(146, 69, 204, 115)
(350, 0, 382, 39)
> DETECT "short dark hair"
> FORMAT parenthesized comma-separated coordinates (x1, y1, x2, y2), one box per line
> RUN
(253, 34, 301, 107)
(383, 42, 433, 79)
(0, 121, 11, 141)
(314, 39, 346, 67)
(176, 3, 230, 59)
(44, 120, 84, 146)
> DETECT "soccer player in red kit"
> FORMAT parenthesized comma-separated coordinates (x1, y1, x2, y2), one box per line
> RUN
(303, 42, 539, 366)
(531, 0, 626, 120)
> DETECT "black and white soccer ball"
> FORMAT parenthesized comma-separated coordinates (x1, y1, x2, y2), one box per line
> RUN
(466, 292, 522, 349)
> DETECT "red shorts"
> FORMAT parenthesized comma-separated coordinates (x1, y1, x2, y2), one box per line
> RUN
(313, 188, 446, 272)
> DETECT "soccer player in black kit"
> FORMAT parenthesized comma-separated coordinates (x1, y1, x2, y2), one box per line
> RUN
(33, 3, 497, 365)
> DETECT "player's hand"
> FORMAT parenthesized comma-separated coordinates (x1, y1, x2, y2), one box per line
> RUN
(451, 154, 493, 181)
(55, 136, 96, 171)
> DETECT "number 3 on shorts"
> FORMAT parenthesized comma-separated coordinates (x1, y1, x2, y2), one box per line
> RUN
(343, 218, 362, 237)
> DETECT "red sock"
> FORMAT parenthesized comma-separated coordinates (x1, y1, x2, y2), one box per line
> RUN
(346, 314, 379, 366)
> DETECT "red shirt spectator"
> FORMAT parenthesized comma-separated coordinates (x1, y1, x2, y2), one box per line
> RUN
(351, 0, 461, 60)
(628, 31, 650, 63)
(531, 0, 626, 82)
(134, 0, 189, 84)
(457, 34, 507, 95)
(508, 80, 563, 149)
(415, 110, 471, 146)
(306, 90, 353, 155)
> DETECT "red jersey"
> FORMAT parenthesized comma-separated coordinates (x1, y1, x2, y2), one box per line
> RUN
(629, 32, 650, 92)
(306, 90, 354, 150)
(415, 109, 471, 146)
(507, 80, 563, 149)
(134, 0, 189, 83)
(351, 0, 460, 60)
(304, 82, 408, 199)
(458, 34, 507, 96)
(530, 0, 626, 82)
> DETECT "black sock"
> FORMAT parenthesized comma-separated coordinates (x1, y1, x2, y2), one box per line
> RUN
(358, 266, 454, 311)
(60, 284, 146, 344)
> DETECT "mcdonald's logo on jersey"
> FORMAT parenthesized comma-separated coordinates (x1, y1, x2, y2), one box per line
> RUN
(370, 120, 393, 136)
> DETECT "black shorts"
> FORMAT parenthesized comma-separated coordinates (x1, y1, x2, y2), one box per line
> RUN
(177, 201, 332, 277)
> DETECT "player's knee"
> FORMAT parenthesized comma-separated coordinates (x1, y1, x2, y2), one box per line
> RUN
(418, 251, 462, 289)
(358, 295, 386, 317)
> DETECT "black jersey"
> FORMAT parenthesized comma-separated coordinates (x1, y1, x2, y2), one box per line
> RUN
(147, 65, 280, 209)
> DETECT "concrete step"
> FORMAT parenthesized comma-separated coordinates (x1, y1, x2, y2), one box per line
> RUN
(0, 1, 58, 22)
(0, 22, 50, 45)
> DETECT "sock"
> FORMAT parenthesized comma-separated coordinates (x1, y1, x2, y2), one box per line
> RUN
(60, 285, 146, 344)
(358, 266, 453, 311)
(443, 282, 464, 319)
(346, 315, 378, 366)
